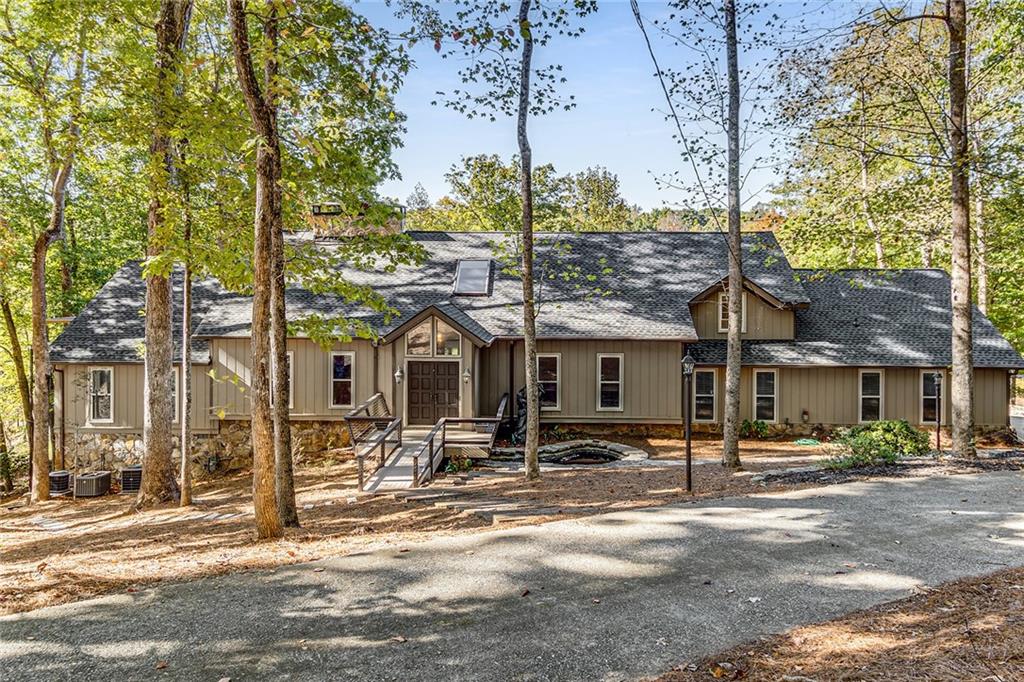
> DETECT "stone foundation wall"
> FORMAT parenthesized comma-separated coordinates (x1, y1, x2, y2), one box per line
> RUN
(67, 420, 353, 477)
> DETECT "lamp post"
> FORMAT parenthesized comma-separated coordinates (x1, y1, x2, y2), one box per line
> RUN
(682, 353, 695, 493)
(933, 371, 942, 452)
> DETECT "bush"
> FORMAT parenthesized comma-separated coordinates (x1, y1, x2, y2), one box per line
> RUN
(740, 419, 770, 439)
(821, 420, 929, 470)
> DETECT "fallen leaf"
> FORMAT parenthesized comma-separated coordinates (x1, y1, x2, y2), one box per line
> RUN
(592, 598, 601, 604)
(155, 661, 168, 670)
(390, 635, 407, 643)
(312, 567, 325, 573)
(521, 589, 531, 597)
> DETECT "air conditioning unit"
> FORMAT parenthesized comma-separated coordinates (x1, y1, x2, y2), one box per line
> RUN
(75, 471, 111, 497)
(49, 470, 72, 496)
(120, 465, 142, 494)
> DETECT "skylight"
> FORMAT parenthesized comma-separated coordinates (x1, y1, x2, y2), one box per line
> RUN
(453, 259, 491, 295)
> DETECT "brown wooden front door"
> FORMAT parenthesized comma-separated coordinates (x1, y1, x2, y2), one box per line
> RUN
(407, 361, 460, 425)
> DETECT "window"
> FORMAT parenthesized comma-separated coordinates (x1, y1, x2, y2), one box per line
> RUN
(597, 354, 623, 411)
(453, 259, 491, 295)
(693, 369, 716, 422)
(435, 320, 461, 357)
(88, 367, 113, 424)
(859, 370, 883, 423)
(330, 351, 354, 408)
(753, 369, 777, 422)
(537, 354, 560, 411)
(406, 320, 432, 356)
(717, 291, 748, 333)
(921, 370, 943, 424)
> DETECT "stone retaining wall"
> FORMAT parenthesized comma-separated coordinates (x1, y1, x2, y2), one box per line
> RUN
(67, 420, 352, 477)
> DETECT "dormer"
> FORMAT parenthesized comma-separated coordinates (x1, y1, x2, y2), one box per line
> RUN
(689, 280, 796, 340)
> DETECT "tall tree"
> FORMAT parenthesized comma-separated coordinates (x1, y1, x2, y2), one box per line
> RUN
(138, 0, 194, 509)
(228, 0, 282, 539)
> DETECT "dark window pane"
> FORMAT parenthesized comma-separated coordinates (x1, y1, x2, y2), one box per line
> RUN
(540, 381, 558, 407)
(332, 381, 352, 407)
(538, 357, 559, 382)
(922, 373, 938, 397)
(333, 354, 352, 380)
(695, 396, 714, 420)
(92, 395, 111, 421)
(695, 371, 714, 395)
(600, 356, 620, 382)
(755, 397, 775, 421)
(600, 383, 620, 408)
(922, 397, 938, 423)
(861, 397, 880, 421)
(861, 372, 880, 396)
(755, 371, 775, 396)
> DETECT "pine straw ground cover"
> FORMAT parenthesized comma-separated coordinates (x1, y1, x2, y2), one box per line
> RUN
(656, 567, 1024, 682)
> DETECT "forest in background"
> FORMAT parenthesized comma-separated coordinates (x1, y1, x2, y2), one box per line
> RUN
(1, 0, 1021, 485)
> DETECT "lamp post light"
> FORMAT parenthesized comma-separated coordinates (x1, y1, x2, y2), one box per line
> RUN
(934, 371, 942, 453)
(682, 353, 695, 493)
(394, 367, 404, 385)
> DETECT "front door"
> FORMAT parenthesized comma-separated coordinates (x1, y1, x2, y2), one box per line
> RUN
(407, 361, 460, 425)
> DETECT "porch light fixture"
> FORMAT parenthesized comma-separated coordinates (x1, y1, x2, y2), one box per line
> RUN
(394, 367, 404, 385)
(462, 367, 472, 384)
(681, 353, 695, 493)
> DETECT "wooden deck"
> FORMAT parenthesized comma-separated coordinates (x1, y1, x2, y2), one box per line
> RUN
(360, 427, 489, 494)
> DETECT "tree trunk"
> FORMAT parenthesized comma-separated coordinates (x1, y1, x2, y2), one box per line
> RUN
(229, 0, 282, 539)
(1, 296, 33, 468)
(721, 0, 743, 469)
(974, 193, 987, 315)
(517, 0, 540, 480)
(179, 262, 193, 506)
(947, 0, 975, 458)
(0, 416, 13, 493)
(138, 0, 192, 509)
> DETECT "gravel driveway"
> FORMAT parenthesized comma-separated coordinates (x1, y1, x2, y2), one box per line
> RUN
(3, 471, 1023, 682)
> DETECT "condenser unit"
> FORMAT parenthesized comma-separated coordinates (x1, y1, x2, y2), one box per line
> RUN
(75, 471, 111, 497)
(120, 465, 142, 494)
(49, 470, 72, 496)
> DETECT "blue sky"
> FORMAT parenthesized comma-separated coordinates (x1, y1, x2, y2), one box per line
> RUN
(358, 1, 856, 211)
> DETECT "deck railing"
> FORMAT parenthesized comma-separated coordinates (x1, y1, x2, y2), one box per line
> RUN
(344, 392, 402, 491)
(411, 393, 509, 488)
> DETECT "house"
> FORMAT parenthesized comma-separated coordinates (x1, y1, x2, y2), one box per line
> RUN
(49, 230, 1023, 472)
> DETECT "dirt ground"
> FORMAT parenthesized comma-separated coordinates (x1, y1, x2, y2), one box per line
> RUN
(656, 566, 1024, 682)
(0, 436, 1013, 618)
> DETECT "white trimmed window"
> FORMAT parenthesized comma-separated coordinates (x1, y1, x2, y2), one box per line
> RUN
(921, 370, 943, 425)
(859, 370, 883, 423)
(406, 320, 432, 356)
(753, 369, 777, 423)
(330, 351, 355, 409)
(88, 366, 114, 424)
(693, 369, 716, 422)
(596, 353, 623, 411)
(537, 353, 560, 411)
(717, 291, 748, 333)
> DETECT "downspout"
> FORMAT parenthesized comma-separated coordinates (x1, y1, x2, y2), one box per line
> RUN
(373, 342, 379, 395)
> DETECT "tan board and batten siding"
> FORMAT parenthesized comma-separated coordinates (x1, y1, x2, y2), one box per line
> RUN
(62, 364, 215, 433)
(691, 292, 795, 339)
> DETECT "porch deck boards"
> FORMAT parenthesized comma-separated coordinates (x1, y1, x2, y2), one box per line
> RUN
(360, 427, 491, 494)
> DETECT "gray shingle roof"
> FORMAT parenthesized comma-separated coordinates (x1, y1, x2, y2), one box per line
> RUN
(50, 262, 217, 364)
(688, 269, 1024, 368)
(192, 230, 807, 341)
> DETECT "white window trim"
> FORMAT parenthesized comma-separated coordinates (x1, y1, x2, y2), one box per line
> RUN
(87, 366, 114, 425)
(405, 319, 434, 357)
(717, 291, 748, 334)
(919, 368, 945, 426)
(329, 350, 355, 409)
(596, 353, 624, 412)
(692, 368, 717, 423)
(537, 352, 561, 412)
(752, 368, 778, 424)
(858, 369, 884, 423)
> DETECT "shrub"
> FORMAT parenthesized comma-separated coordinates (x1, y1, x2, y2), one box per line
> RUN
(740, 419, 770, 439)
(821, 420, 929, 470)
